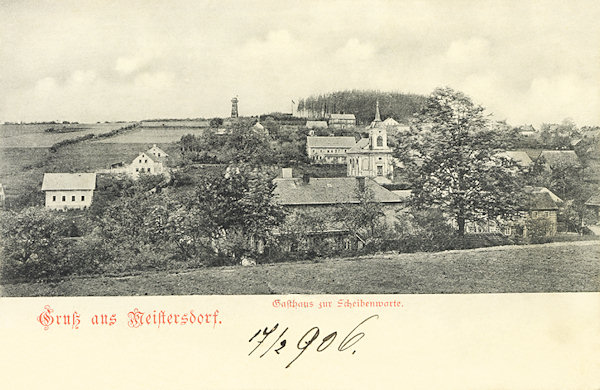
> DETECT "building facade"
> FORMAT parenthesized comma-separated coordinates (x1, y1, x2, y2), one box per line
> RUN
(346, 101, 394, 183)
(129, 145, 168, 177)
(328, 113, 356, 129)
(42, 173, 96, 210)
(306, 136, 356, 164)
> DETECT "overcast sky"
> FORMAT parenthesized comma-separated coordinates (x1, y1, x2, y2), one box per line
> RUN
(1, 0, 598, 127)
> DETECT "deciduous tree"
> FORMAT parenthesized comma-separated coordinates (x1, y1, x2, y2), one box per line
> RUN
(395, 87, 525, 236)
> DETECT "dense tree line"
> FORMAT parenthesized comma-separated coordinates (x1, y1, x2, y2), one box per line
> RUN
(297, 90, 426, 124)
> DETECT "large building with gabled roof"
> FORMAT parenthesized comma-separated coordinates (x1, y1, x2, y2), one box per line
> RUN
(42, 173, 96, 210)
(306, 136, 356, 164)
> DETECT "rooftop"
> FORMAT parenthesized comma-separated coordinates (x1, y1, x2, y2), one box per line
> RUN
(42, 173, 96, 191)
(585, 194, 600, 207)
(523, 186, 561, 210)
(273, 176, 403, 206)
(539, 150, 581, 167)
(496, 151, 534, 167)
(306, 136, 356, 148)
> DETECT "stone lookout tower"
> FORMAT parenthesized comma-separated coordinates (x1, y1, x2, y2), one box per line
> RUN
(231, 96, 239, 118)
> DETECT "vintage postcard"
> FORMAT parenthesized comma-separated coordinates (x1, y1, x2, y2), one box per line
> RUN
(0, 0, 599, 388)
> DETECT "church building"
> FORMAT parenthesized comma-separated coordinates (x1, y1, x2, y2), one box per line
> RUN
(346, 101, 394, 184)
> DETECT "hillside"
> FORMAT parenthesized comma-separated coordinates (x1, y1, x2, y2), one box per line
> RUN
(297, 90, 426, 124)
(2, 240, 597, 296)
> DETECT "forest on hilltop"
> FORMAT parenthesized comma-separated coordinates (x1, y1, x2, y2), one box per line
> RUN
(297, 90, 426, 124)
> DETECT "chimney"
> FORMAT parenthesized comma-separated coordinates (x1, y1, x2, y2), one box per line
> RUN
(282, 168, 292, 178)
(357, 176, 366, 192)
(302, 173, 310, 184)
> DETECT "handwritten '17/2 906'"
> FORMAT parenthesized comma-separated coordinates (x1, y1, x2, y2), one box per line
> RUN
(248, 314, 379, 368)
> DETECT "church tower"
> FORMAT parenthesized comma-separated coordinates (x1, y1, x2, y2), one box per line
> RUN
(369, 100, 388, 150)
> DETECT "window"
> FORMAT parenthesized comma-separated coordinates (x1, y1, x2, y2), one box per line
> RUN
(376, 136, 383, 147)
(136, 168, 139, 172)
(544, 211, 550, 217)
(81, 196, 85, 201)
(158, 153, 161, 157)
(71, 195, 75, 201)
(145, 159, 148, 163)
(139, 159, 142, 163)
(532, 211, 538, 218)
(377, 165, 383, 176)
(62, 196, 66, 202)
(52, 195, 56, 202)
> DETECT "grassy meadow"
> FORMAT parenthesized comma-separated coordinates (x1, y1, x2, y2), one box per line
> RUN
(2, 240, 597, 296)
(0, 123, 134, 148)
(93, 127, 207, 143)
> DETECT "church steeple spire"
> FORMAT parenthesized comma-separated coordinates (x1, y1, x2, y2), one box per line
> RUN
(374, 100, 381, 122)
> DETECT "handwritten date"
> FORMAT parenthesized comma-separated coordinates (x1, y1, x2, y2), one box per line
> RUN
(248, 314, 379, 368)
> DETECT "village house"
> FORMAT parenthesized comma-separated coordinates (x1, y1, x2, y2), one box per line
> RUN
(462, 187, 561, 236)
(328, 113, 356, 129)
(518, 124, 538, 138)
(346, 101, 394, 183)
(306, 136, 356, 164)
(585, 193, 600, 219)
(129, 145, 168, 177)
(272, 168, 404, 252)
(42, 173, 96, 210)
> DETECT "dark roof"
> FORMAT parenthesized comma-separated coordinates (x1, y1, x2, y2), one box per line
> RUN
(273, 177, 403, 206)
(585, 194, 600, 207)
(306, 136, 355, 148)
(539, 150, 581, 167)
(495, 151, 533, 167)
(523, 187, 560, 210)
(42, 173, 96, 191)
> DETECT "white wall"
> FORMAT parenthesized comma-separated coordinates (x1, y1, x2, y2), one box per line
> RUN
(45, 190, 94, 210)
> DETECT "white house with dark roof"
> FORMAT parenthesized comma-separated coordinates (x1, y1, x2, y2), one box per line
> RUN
(306, 136, 356, 164)
(347, 101, 394, 183)
(42, 173, 96, 210)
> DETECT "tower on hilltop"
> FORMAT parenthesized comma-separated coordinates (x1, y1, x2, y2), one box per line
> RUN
(231, 96, 239, 118)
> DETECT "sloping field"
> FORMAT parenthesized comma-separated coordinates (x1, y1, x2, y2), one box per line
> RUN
(93, 127, 205, 143)
(0, 142, 180, 204)
(140, 120, 209, 127)
(0, 123, 134, 148)
(2, 240, 597, 296)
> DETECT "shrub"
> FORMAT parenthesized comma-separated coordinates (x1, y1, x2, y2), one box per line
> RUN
(0, 208, 73, 282)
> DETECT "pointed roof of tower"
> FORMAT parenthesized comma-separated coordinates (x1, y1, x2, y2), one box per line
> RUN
(367, 100, 383, 129)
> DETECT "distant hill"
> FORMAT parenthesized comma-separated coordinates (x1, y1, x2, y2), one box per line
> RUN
(297, 90, 426, 125)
